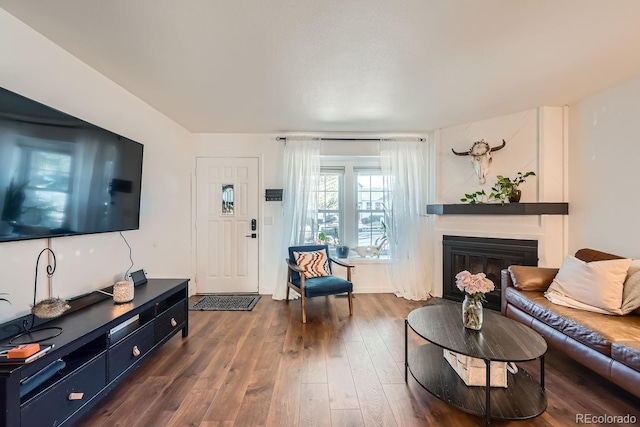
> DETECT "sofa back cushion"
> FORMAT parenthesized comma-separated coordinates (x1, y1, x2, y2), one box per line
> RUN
(575, 248, 624, 263)
(508, 266, 559, 292)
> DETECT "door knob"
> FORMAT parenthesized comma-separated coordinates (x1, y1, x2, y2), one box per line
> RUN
(245, 233, 257, 238)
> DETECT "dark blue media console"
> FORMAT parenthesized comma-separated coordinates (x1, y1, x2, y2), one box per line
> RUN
(0, 278, 189, 427)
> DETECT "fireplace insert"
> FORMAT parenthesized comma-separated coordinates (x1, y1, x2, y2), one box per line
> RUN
(443, 235, 538, 311)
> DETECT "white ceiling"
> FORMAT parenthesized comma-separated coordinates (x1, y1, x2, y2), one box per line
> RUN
(2, 0, 640, 134)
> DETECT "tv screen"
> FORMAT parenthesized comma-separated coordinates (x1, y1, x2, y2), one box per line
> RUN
(0, 87, 143, 242)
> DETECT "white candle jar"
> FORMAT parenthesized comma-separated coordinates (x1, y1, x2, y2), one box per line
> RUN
(113, 280, 134, 303)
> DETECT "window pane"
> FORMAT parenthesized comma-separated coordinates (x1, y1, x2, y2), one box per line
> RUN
(357, 175, 370, 188)
(313, 170, 343, 246)
(318, 212, 340, 245)
(355, 169, 389, 257)
(320, 174, 339, 209)
(355, 170, 387, 256)
(304, 219, 315, 244)
(370, 175, 384, 189)
(221, 184, 234, 215)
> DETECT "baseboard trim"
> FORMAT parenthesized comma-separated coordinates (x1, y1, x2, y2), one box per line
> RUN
(352, 287, 396, 293)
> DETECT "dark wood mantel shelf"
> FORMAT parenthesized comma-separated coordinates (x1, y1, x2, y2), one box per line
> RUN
(426, 202, 568, 215)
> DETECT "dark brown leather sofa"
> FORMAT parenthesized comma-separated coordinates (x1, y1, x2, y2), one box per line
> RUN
(501, 248, 640, 398)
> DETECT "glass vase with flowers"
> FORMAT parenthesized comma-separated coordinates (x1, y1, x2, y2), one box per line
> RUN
(455, 270, 495, 330)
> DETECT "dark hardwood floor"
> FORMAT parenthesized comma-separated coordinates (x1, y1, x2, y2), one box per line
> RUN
(76, 294, 640, 426)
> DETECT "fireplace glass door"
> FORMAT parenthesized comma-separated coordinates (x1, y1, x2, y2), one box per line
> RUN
(444, 236, 538, 311)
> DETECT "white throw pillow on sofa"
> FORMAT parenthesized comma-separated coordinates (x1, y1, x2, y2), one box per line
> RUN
(545, 255, 631, 315)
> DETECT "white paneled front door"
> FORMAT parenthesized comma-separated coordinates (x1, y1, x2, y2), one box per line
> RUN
(196, 157, 259, 293)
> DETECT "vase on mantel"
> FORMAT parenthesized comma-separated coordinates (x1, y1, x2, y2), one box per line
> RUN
(508, 189, 522, 203)
(462, 294, 483, 330)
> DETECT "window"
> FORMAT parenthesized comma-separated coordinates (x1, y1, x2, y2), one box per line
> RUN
(316, 170, 342, 245)
(356, 169, 389, 251)
(315, 160, 389, 259)
(221, 184, 234, 215)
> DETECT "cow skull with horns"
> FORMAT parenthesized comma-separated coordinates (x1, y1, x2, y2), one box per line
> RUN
(451, 139, 507, 184)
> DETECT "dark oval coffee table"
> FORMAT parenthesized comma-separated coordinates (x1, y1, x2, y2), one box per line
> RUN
(405, 303, 547, 426)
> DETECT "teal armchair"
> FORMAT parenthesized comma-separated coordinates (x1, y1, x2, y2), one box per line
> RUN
(286, 244, 354, 323)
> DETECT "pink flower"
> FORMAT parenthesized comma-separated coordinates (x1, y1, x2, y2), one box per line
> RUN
(455, 271, 472, 292)
(455, 270, 471, 281)
(455, 270, 495, 298)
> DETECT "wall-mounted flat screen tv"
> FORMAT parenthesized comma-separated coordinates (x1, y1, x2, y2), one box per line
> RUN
(0, 86, 143, 242)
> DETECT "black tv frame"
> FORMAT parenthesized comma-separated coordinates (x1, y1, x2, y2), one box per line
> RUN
(0, 86, 144, 243)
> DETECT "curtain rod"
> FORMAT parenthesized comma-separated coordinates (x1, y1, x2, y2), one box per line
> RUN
(276, 136, 426, 142)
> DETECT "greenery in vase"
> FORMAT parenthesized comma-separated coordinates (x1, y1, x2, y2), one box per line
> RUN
(317, 232, 327, 244)
(460, 189, 499, 204)
(491, 171, 536, 203)
(460, 171, 536, 205)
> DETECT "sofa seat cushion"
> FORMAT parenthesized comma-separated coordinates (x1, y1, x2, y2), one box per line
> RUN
(505, 287, 640, 356)
(612, 341, 640, 371)
(291, 276, 353, 298)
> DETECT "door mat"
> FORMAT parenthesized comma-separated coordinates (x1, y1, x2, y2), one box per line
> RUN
(189, 295, 261, 311)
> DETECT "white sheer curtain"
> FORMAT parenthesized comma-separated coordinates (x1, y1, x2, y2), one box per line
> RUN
(381, 137, 434, 300)
(273, 138, 320, 300)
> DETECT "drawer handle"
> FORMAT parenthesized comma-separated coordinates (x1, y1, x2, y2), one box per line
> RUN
(132, 346, 141, 357)
(68, 392, 84, 401)
(170, 318, 177, 327)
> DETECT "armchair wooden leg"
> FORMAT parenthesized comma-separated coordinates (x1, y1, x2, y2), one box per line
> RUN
(348, 292, 353, 316)
(286, 285, 290, 302)
(301, 294, 307, 323)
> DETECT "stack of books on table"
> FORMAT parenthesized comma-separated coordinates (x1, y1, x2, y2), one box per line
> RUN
(0, 343, 55, 365)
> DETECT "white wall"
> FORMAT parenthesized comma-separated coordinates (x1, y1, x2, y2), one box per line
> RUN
(432, 107, 568, 296)
(192, 134, 284, 295)
(0, 10, 193, 322)
(569, 76, 640, 258)
(5, 4, 611, 318)
(192, 134, 432, 294)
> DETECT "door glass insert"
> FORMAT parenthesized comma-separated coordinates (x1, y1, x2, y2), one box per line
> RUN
(222, 184, 234, 215)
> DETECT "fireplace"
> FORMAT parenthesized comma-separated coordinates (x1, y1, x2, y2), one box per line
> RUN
(443, 235, 538, 311)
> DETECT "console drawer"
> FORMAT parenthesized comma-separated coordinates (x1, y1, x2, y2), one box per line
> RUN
(21, 352, 106, 427)
(155, 299, 186, 342)
(108, 321, 154, 382)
